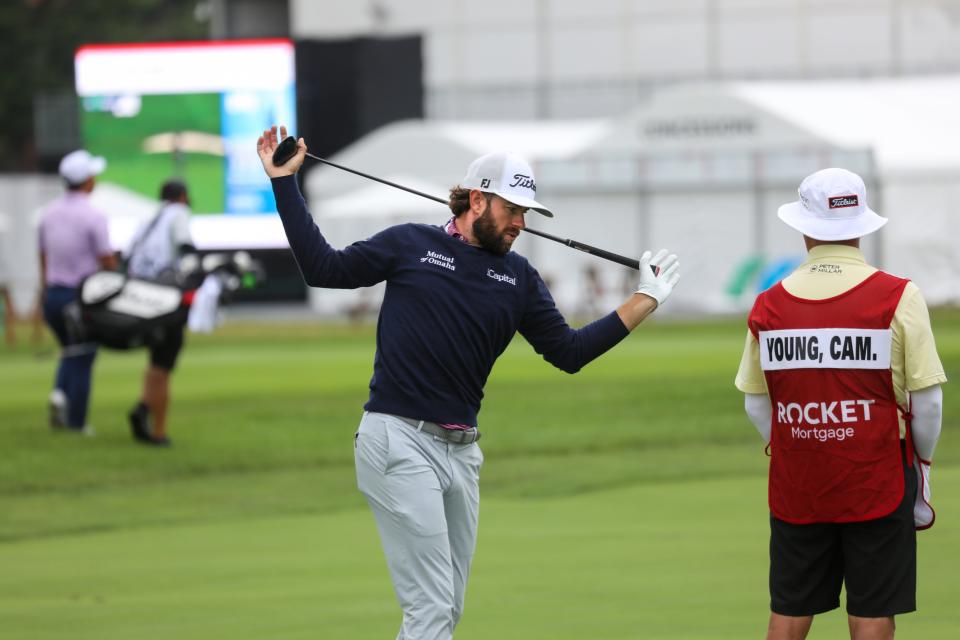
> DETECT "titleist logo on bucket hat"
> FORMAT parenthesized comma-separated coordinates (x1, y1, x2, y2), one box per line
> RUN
(461, 151, 553, 217)
(828, 195, 859, 209)
(777, 168, 887, 241)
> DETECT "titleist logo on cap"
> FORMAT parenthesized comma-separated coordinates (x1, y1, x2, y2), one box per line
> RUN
(828, 195, 859, 209)
(509, 174, 536, 192)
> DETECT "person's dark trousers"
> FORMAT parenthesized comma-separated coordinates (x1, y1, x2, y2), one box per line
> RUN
(43, 286, 97, 429)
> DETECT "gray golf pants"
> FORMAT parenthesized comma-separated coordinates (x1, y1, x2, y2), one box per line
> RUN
(354, 412, 483, 640)
(355, 411, 483, 640)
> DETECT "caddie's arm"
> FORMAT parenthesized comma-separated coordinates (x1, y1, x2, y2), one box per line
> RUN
(911, 385, 942, 462)
(744, 393, 772, 443)
(896, 285, 947, 462)
(735, 329, 771, 442)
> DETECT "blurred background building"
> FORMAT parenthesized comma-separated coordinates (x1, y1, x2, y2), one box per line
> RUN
(2, 0, 959, 323)
(291, 0, 960, 120)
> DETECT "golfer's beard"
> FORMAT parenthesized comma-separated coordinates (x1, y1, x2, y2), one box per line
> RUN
(473, 207, 512, 255)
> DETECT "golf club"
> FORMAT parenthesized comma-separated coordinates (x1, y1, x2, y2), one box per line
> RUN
(272, 136, 643, 271)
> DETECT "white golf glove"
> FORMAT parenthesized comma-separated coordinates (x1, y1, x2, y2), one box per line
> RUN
(636, 249, 680, 306)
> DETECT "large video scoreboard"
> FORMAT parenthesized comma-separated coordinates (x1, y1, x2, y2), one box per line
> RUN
(75, 39, 296, 216)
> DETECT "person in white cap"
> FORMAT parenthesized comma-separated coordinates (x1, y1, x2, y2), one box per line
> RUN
(38, 149, 117, 434)
(735, 168, 945, 639)
(257, 125, 680, 640)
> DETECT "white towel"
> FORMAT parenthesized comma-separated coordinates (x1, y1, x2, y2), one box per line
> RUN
(187, 274, 224, 333)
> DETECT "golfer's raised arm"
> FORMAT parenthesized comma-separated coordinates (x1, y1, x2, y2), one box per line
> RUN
(257, 125, 391, 288)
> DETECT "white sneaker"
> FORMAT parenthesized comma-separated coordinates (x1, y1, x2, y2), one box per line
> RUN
(48, 389, 68, 429)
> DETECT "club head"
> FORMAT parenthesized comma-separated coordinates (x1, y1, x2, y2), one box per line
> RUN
(272, 136, 299, 167)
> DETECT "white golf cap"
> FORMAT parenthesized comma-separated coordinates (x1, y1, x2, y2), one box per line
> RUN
(777, 168, 887, 241)
(461, 151, 553, 217)
(59, 149, 107, 184)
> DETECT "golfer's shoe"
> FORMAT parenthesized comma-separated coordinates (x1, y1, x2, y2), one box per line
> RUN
(129, 402, 170, 447)
(128, 402, 153, 442)
(48, 389, 68, 430)
(140, 434, 171, 448)
(68, 424, 96, 437)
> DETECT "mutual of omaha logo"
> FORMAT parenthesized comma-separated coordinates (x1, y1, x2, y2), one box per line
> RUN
(420, 250, 455, 271)
(486, 268, 516, 286)
(828, 194, 859, 209)
(759, 328, 891, 371)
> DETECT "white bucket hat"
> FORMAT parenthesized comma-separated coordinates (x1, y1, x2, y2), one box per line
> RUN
(59, 149, 107, 185)
(777, 168, 886, 241)
(461, 151, 553, 217)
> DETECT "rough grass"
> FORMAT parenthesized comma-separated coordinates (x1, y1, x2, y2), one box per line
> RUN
(1, 311, 958, 637)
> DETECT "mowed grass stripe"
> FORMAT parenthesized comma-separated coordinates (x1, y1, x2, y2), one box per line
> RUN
(1, 471, 958, 639)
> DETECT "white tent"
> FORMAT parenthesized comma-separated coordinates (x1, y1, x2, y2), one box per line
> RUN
(734, 76, 960, 304)
(303, 120, 613, 316)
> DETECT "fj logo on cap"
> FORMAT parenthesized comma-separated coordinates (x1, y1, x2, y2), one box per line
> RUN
(828, 195, 859, 209)
(480, 178, 490, 188)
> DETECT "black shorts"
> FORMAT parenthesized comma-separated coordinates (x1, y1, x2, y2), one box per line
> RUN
(769, 453, 917, 618)
(148, 324, 184, 371)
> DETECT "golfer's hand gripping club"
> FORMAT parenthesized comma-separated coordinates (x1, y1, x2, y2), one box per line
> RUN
(257, 125, 306, 177)
(635, 249, 680, 306)
(272, 135, 303, 167)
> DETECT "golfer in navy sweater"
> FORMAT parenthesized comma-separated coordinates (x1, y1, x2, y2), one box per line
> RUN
(257, 125, 680, 640)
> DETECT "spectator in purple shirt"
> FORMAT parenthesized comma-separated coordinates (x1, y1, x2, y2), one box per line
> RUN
(39, 150, 118, 434)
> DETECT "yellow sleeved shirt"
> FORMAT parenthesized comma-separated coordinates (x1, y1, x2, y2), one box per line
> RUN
(735, 245, 947, 426)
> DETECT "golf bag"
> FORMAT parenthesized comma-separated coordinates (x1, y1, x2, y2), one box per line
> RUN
(66, 252, 261, 350)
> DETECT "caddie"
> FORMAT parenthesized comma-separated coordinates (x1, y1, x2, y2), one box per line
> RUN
(257, 125, 680, 640)
(735, 168, 945, 640)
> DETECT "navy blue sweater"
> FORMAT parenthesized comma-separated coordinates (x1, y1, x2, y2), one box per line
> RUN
(272, 175, 629, 427)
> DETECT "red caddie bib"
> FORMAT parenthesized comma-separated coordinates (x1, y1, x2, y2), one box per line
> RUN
(748, 271, 909, 524)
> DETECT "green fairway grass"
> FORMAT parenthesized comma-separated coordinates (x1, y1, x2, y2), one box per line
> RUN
(1, 312, 958, 637)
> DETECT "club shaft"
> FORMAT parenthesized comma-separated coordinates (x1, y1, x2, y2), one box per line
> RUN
(302, 152, 640, 271)
(305, 152, 448, 205)
(521, 228, 640, 270)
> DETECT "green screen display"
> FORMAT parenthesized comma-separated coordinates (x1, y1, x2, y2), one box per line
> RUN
(81, 93, 225, 214)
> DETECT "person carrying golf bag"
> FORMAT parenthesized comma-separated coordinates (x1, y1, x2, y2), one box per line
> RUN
(39, 149, 118, 435)
(257, 125, 681, 640)
(123, 178, 197, 446)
